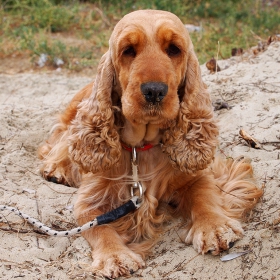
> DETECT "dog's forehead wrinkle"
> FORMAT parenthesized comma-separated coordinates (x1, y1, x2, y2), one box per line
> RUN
(116, 25, 145, 42)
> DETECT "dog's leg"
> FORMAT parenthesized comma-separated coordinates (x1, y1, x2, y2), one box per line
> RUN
(178, 175, 244, 255)
(38, 126, 73, 186)
(74, 192, 145, 278)
(38, 83, 93, 187)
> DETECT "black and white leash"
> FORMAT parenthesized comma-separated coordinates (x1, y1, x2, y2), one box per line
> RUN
(0, 148, 144, 237)
(0, 196, 141, 236)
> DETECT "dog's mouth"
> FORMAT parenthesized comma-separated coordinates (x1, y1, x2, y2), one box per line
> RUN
(141, 102, 171, 126)
(144, 102, 162, 116)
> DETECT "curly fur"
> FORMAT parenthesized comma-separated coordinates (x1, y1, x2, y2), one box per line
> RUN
(68, 53, 122, 173)
(38, 10, 263, 278)
(162, 49, 219, 173)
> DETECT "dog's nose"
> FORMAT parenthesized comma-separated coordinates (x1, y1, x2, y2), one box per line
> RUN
(141, 82, 168, 104)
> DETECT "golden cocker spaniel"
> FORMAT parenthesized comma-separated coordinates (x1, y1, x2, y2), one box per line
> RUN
(38, 10, 263, 278)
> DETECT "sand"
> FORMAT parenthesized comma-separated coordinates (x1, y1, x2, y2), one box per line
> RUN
(0, 42, 279, 280)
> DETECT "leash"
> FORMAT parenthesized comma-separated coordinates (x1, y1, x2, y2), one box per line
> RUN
(0, 197, 141, 236)
(0, 147, 145, 237)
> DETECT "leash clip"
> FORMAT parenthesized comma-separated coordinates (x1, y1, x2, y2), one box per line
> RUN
(131, 181, 143, 200)
(131, 147, 143, 202)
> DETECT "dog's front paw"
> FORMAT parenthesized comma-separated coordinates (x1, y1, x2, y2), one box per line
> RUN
(180, 216, 244, 255)
(89, 247, 145, 278)
(40, 163, 70, 186)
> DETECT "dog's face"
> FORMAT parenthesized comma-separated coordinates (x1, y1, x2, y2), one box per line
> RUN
(110, 10, 190, 129)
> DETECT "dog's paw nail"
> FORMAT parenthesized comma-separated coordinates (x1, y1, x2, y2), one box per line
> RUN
(49, 177, 58, 183)
(228, 241, 235, 249)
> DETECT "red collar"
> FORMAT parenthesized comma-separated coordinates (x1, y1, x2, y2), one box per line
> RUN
(121, 142, 154, 152)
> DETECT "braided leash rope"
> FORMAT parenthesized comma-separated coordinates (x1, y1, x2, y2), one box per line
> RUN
(0, 196, 141, 237)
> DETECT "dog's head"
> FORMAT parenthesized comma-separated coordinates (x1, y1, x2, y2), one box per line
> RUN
(111, 10, 189, 127)
(69, 10, 218, 174)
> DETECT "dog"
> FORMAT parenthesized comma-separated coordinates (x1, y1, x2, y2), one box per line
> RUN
(38, 10, 263, 278)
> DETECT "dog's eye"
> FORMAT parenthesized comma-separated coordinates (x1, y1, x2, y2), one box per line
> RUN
(166, 44, 181, 57)
(123, 46, 136, 57)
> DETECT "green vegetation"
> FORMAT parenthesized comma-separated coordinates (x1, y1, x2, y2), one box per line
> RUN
(1, 0, 279, 70)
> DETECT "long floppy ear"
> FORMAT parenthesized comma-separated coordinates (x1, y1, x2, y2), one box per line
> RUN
(68, 51, 121, 173)
(162, 48, 219, 174)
